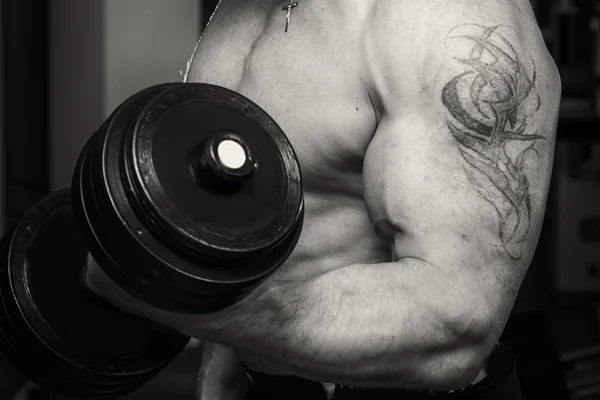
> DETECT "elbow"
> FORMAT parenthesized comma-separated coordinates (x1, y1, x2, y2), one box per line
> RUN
(426, 314, 495, 390)
(426, 345, 490, 391)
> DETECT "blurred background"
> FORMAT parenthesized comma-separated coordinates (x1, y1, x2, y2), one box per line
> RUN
(0, 0, 598, 399)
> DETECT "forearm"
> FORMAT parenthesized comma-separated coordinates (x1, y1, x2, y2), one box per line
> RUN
(197, 258, 489, 390)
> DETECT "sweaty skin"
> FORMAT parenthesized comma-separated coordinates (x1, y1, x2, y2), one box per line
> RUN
(87, 0, 561, 397)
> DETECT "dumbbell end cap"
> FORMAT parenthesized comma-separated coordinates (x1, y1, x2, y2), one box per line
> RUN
(194, 131, 256, 193)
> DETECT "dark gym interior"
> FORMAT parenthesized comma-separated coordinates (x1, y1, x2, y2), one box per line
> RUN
(1, 0, 599, 399)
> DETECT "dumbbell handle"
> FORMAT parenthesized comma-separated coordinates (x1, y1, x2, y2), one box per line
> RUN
(78, 255, 129, 317)
(78, 254, 175, 335)
(78, 253, 105, 299)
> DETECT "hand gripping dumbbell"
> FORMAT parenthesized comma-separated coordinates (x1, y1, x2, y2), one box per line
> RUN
(0, 83, 304, 398)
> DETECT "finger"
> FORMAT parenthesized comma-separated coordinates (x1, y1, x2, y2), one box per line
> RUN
(197, 343, 249, 400)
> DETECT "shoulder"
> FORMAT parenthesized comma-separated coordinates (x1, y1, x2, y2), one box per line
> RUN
(363, 0, 560, 114)
(367, 0, 538, 41)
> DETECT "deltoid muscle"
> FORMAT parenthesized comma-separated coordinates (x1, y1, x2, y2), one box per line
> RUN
(441, 25, 543, 260)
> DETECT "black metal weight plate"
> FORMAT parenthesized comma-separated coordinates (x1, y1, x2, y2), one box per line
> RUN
(0, 189, 189, 399)
(73, 83, 304, 313)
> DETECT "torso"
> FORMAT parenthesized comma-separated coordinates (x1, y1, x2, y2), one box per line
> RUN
(186, 0, 389, 374)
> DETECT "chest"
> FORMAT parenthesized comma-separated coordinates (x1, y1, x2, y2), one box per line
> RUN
(186, 0, 378, 195)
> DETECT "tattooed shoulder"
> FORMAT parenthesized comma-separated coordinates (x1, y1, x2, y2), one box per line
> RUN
(440, 24, 547, 260)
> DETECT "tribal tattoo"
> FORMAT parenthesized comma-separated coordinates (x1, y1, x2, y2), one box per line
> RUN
(441, 25, 543, 260)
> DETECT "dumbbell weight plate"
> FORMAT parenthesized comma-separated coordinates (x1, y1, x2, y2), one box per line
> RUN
(73, 83, 304, 313)
(0, 189, 190, 399)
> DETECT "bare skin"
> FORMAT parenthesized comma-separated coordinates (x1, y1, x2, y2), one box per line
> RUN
(86, 0, 561, 398)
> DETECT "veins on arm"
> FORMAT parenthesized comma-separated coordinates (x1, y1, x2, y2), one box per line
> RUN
(441, 24, 545, 260)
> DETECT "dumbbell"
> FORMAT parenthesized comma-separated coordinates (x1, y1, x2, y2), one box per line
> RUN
(0, 83, 304, 398)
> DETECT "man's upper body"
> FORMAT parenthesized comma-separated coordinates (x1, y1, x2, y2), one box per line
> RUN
(87, 0, 561, 396)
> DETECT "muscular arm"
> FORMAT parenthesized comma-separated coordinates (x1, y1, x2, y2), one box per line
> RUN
(91, 0, 561, 392)
(195, 0, 561, 390)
